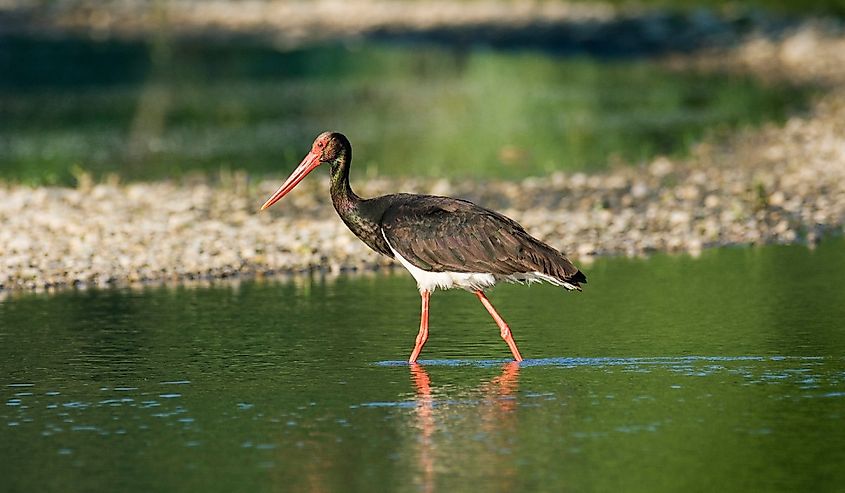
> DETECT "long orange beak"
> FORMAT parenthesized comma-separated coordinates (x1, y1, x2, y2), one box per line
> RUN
(260, 151, 321, 210)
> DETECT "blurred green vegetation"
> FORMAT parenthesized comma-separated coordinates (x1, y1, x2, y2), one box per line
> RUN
(0, 35, 811, 185)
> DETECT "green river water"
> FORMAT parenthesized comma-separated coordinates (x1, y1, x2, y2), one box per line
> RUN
(2, 240, 844, 492)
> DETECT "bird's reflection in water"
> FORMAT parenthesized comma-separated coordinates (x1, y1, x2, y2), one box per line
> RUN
(409, 362, 520, 492)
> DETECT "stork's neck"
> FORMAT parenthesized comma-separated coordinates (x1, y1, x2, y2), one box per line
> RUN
(325, 135, 394, 259)
(329, 145, 362, 215)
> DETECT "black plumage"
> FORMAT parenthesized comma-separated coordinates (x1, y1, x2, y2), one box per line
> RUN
(261, 131, 586, 362)
(376, 194, 586, 288)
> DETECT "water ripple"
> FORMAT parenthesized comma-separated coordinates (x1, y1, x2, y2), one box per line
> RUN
(375, 355, 825, 368)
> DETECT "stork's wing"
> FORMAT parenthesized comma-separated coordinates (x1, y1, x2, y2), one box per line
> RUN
(379, 195, 584, 285)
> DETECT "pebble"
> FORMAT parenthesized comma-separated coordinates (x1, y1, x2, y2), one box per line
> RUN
(0, 22, 844, 294)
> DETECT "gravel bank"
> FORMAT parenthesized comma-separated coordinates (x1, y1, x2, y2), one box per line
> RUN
(1, 26, 844, 293)
(2, 97, 843, 292)
(1, 0, 806, 55)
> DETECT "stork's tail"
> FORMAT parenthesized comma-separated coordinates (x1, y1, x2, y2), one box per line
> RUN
(563, 269, 587, 291)
(524, 236, 587, 291)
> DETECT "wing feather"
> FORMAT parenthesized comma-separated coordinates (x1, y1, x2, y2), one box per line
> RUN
(379, 195, 584, 287)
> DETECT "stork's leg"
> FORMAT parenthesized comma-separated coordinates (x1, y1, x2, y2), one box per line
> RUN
(474, 291, 524, 362)
(409, 290, 431, 363)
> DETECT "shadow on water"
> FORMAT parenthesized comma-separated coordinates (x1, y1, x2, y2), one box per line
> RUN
(367, 354, 845, 492)
(408, 363, 520, 493)
(353, 363, 523, 492)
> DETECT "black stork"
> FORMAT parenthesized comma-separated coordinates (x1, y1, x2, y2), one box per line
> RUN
(260, 132, 586, 363)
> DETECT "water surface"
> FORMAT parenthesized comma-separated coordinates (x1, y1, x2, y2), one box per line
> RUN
(1, 240, 844, 491)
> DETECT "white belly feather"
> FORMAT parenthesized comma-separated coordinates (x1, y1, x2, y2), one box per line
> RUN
(382, 230, 579, 293)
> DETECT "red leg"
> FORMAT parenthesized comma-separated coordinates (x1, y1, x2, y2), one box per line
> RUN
(474, 291, 524, 362)
(409, 290, 431, 363)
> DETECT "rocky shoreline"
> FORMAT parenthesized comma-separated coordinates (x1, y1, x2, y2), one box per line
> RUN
(2, 88, 843, 293)
(1, 19, 844, 294)
(0, 0, 799, 56)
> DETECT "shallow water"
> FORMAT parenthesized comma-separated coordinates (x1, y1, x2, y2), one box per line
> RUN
(0, 35, 808, 184)
(1, 240, 844, 492)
